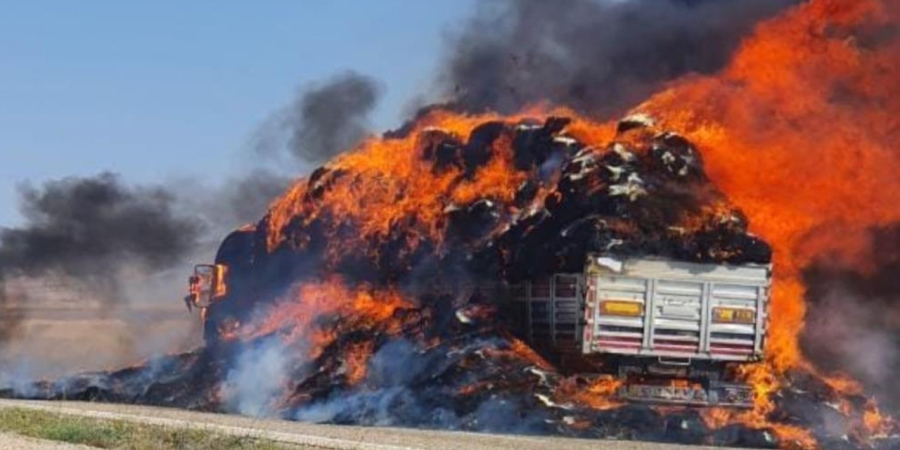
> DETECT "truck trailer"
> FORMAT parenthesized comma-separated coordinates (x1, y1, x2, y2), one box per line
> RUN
(501, 254, 770, 407)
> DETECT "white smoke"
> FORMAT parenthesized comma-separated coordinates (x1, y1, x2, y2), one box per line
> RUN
(804, 286, 898, 390)
(220, 337, 294, 417)
(0, 359, 41, 398)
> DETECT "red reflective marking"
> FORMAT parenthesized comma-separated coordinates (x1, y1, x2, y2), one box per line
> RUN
(653, 339, 699, 346)
(710, 347, 754, 355)
(597, 335, 642, 342)
(652, 344, 697, 353)
(708, 341, 754, 349)
(597, 340, 642, 349)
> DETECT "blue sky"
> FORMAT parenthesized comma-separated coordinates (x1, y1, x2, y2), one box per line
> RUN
(0, 1, 475, 226)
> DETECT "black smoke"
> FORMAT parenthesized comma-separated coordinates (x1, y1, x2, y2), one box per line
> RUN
(234, 71, 382, 224)
(0, 173, 203, 303)
(286, 71, 381, 164)
(441, 0, 799, 117)
(188, 170, 294, 231)
(223, 170, 294, 226)
(801, 224, 900, 411)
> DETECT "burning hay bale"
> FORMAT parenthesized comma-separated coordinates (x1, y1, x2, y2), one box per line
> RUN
(1, 111, 894, 449)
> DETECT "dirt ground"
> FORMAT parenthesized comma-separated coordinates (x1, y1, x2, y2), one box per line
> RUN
(0, 279, 202, 379)
(0, 433, 94, 450)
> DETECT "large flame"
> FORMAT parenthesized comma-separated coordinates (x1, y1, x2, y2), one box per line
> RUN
(265, 109, 566, 259)
(247, 1, 900, 446)
(634, 0, 900, 372)
(264, 0, 900, 445)
(608, 0, 900, 444)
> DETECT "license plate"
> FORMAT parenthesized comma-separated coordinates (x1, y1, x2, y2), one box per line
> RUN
(619, 383, 753, 407)
(621, 384, 711, 404)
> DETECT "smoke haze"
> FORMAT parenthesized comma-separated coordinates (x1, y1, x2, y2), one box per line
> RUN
(0, 173, 205, 375)
(801, 225, 900, 409)
(0, 173, 200, 276)
(287, 71, 382, 164)
(221, 337, 293, 417)
(0, 173, 202, 299)
(441, 0, 798, 116)
(231, 71, 383, 224)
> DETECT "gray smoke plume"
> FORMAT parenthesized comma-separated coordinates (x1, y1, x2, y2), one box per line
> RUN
(801, 225, 900, 410)
(0, 173, 203, 311)
(282, 71, 381, 165)
(294, 339, 447, 426)
(0, 173, 201, 281)
(441, 0, 799, 117)
(183, 170, 294, 231)
(236, 71, 382, 223)
(223, 170, 293, 226)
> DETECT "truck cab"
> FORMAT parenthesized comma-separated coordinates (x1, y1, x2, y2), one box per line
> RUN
(183, 226, 258, 343)
(183, 263, 228, 320)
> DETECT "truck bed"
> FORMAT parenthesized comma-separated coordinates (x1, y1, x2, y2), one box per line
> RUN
(510, 256, 771, 364)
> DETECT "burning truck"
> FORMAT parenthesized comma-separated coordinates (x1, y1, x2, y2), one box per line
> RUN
(7, 1, 900, 446)
(7, 109, 891, 449)
(187, 249, 771, 408)
(182, 111, 776, 411)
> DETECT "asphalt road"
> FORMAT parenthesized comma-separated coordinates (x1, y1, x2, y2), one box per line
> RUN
(0, 399, 744, 450)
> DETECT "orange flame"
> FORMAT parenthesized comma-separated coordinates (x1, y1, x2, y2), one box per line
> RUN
(242, 277, 410, 361)
(565, 376, 624, 411)
(249, 0, 899, 443)
(587, 0, 900, 441)
(634, 0, 900, 373)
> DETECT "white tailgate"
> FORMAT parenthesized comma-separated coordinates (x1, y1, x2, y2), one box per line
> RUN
(583, 257, 770, 362)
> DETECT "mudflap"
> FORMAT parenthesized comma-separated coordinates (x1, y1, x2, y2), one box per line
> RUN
(618, 382, 754, 408)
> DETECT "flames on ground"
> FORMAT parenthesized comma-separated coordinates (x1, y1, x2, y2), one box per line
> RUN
(3, 0, 900, 449)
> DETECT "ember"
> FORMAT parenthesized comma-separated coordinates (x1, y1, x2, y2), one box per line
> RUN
(4, 0, 900, 449)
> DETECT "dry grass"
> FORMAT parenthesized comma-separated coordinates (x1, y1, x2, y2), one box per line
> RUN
(0, 408, 312, 450)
